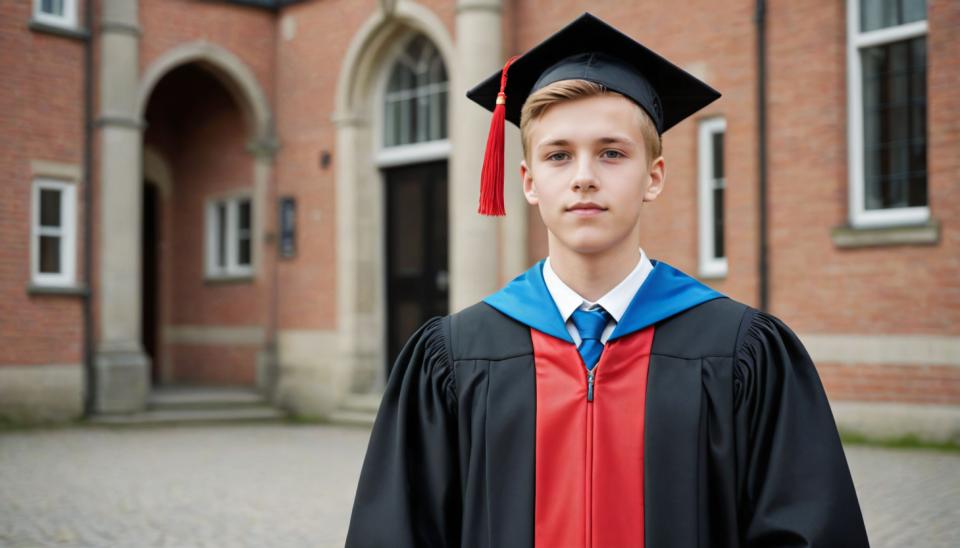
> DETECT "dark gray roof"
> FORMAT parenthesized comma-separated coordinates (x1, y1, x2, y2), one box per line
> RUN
(213, 0, 309, 11)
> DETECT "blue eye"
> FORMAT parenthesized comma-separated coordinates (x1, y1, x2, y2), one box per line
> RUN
(546, 151, 569, 161)
(602, 150, 625, 159)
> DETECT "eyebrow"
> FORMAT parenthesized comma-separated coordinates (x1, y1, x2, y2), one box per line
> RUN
(536, 136, 636, 149)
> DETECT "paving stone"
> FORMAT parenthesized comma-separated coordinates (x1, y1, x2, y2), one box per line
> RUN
(0, 424, 956, 547)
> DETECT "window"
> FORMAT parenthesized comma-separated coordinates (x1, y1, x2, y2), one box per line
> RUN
(698, 118, 727, 278)
(383, 36, 448, 148)
(33, 0, 77, 28)
(847, 0, 928, 228)
(206, 195, 253, 278)
(31, 179, 77, 286)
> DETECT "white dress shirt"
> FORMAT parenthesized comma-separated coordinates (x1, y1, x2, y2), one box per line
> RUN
(542, 248, 654, 345)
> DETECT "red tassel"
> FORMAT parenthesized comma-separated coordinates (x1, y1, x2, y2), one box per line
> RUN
(478, 55, 520, 216)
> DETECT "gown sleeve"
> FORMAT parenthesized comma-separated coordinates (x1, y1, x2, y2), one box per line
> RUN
(345, 316, 461, 548)
(734, 310, 870, 547)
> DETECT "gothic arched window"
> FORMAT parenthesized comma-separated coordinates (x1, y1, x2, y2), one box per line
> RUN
(383, 36, 448, 147)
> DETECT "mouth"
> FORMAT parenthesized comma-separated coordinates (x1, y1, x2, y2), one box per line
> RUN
(566, 202, 608, 216)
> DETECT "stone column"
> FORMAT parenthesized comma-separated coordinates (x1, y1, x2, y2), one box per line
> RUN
(94, 0, 148, 413)
(248, 137, 279, 393)
(450, 0, 503, 311)
(502, 121, 530, 281)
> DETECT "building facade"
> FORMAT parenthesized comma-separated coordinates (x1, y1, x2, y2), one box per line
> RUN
(1, 0, 957, 439)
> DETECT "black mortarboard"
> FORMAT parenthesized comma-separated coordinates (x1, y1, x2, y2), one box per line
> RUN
(467, 12, 721, 216)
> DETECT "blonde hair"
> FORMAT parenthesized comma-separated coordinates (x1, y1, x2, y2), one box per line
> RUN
(519, 79, 662, 165)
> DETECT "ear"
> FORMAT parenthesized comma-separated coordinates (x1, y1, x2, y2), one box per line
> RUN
(520, 159, 539, 206)
(642, 155, 666, 203)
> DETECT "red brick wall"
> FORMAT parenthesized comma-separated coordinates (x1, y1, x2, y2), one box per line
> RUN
(0, 0, 87, 367)
(767, 0, 959, 336)
(139, 0, 276, 106)
(820, 363, 960, 405)
(169, 344, 258, 386)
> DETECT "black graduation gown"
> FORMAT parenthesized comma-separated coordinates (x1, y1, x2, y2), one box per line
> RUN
(346, 261, 869, 548)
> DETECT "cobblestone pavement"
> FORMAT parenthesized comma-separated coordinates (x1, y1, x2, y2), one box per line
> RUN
(1, 423, 957, 547)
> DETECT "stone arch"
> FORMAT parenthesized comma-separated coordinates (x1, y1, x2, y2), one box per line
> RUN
(334, 2, 456, 121)
(142, 146, 173, 199)
(136, 41, 277, 392)
(138, 41, 274, 146)
(332, 2, 455, 398)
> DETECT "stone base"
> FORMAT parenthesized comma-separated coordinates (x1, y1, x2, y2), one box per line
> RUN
(832, 401, 960, 444)
(94, 346, 150, 414)
(256, 344, 279, 393)
(0, 364, 84, 424)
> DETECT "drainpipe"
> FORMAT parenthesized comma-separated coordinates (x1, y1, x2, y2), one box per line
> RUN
(81, 0, 96, 416)
(755, 0, 769, 312)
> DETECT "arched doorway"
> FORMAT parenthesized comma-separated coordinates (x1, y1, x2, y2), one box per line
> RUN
(331, 6, 457, 399)
(378, 35, 450, 373)
(140, 62, 266, 389)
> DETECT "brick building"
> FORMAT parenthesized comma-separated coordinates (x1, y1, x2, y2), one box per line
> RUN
(1, 0, 957, 439)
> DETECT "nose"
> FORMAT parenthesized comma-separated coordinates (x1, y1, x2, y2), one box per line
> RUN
(570, 156, 599, 192)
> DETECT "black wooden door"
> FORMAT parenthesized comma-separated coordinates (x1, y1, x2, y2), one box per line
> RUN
(384, 160, 449, 372)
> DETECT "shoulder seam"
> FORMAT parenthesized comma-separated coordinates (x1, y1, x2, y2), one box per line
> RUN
(439, 315, 458, 403)
(733, 305, 760, 358)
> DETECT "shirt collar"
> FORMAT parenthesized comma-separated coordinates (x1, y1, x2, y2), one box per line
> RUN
(543, 248, 654, 323)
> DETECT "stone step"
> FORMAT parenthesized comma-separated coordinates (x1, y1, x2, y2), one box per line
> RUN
(88, 406, 287, 426)
(327, 409, 376, 428)
(340, 393, 382, 414)
(147, 386, 268, 410)
(326, 393, 381, 428)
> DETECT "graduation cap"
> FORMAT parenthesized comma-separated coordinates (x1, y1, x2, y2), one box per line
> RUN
(466, 12, 721, 216)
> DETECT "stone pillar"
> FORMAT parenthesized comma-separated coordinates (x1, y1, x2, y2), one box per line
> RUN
(450, 0, 503, 311)
(501, 121, 530, 281)
(332, 112, 383, 395)
(94, 0, 149, 413)
(248, 137, 280, 394)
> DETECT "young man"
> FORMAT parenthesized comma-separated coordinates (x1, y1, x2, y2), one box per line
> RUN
(346, 12, 869, 548)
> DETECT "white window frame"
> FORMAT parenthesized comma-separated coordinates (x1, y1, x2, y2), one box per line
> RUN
(698, 117, 728, 279)
(846, 0, 929, 228)
(205, 194, 253, 279)
(31, 178, 77, 287)
(33, 0, 77, 28)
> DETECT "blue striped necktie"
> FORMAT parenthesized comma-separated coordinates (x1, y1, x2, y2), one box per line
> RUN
(571, 307, 610, 370)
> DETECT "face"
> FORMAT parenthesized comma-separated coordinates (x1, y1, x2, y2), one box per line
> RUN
(520, 94, 666, 257)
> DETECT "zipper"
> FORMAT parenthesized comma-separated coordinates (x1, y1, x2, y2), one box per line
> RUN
(585, 362, 598, 548)
(585, 382, 594, 548)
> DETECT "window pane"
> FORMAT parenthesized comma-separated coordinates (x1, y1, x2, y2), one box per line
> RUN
(238, 199, 251, 231)
(41, 0, 65, 16)
(384, 100, 396, 147)
(238, 237, 251, 266)
(40, 188, 61, 227)
(862, 36, 927, 210)
(713, 187, 725, 259)
(437, 90, 448, 140)
(712, 132, 724, 179)
(39, 235, 61, 273)
(383, 37, 448, 147)
(237, 199, 251, 266)
(216, 203, 227, 268)
(860, 0, 926, 32)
